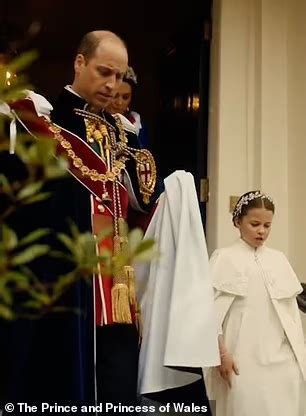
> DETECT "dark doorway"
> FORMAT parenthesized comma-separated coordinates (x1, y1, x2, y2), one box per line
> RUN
(155, 5, 212, 224)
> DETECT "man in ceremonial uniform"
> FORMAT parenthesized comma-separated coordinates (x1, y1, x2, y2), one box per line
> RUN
(0, 30, 158, 411)
(49, 30, 158, 407)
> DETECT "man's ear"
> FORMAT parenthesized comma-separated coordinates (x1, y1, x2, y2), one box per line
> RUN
(74, 54, 85, 74)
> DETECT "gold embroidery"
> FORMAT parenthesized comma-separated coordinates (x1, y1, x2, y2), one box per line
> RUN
(48, 123, 126, 183)
(73, 110, 157, 204)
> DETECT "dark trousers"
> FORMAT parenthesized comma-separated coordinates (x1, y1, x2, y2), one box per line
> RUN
(144, 378, 212, 416)
(96, 324, 139, 412)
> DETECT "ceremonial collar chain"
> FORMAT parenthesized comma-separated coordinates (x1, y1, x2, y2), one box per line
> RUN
(47, 108, 157, 205)
(75, 108, 156, 205)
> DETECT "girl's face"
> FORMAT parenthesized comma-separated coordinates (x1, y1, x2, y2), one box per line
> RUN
(235, 208, 273, 248)
(106, 81, 132, 115)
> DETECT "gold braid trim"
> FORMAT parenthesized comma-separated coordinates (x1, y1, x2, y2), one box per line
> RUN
(48, 123, 126, 183)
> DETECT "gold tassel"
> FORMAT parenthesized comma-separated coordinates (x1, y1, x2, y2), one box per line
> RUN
(111, 281, 132, 324)
(113, 234, 121, 256)
(125, 264, 142, 340)
(111, 218, 136, 324)
(125, 265, 137, 306)
(118, 217, 128, 241)
(112, 228, 132, 323)
(135, 304, 143, 342)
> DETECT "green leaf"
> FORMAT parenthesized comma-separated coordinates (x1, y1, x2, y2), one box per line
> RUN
(28, 291, 51, 305)
(2, 271, 30, 289)
(98, 248, 112, 259)
(0, 304, 14, 320)
(134, 238, 156, 255)
(36, 136, 57, 155)
(45, 160, 68, 179)
(78, 233, 96, 258)
(25, 142, 38, 162)
(96, 226, 113, 244)
(11, 244, 50, 265)
(69, 221, 80, 240)
(17, 181, 43, 200)
(19, 229, 50, 246)
(133, 249, 158, 262)
(7, 50, 39, 73)
(128, 228, 144, 253)
(57, 233, 76, 254)
(133, 239, 158, 262)
(0, 174, 12, 195)
(19, 266, 46, 291)
(19, 265, 38, 280)
(14, 141, 32, 163)
(49, 250, 74, 262)
(23, 192, 51, 204)
(2, 225, 18, 250)
(112, 253, 130, 274)
(1, 86, 32, 103)
(0, 283, 13, 305)
(53, 272, 77, 295)
(22, 300, 44, 310)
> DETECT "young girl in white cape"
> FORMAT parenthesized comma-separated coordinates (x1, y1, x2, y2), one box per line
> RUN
(207, 191, 305, 416)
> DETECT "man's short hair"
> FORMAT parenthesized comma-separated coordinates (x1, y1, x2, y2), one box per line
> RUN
(77, 31, 127, 61)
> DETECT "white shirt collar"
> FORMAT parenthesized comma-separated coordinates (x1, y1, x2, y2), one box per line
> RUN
(65, 85, 82, 98)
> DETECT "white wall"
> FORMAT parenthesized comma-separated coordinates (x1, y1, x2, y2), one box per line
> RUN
(207, 0, 306, 282)
(207, 0, 253, 252)
(287, 0, 306, 283)
(287, 0, 306, 333)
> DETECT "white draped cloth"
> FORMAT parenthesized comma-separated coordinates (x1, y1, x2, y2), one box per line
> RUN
(136, 170, 220, 395)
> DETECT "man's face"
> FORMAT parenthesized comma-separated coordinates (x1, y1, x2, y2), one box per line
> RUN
(73, 39, 128, 112)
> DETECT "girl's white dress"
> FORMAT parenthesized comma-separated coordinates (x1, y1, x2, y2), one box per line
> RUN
(207, 238, 305, 416)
